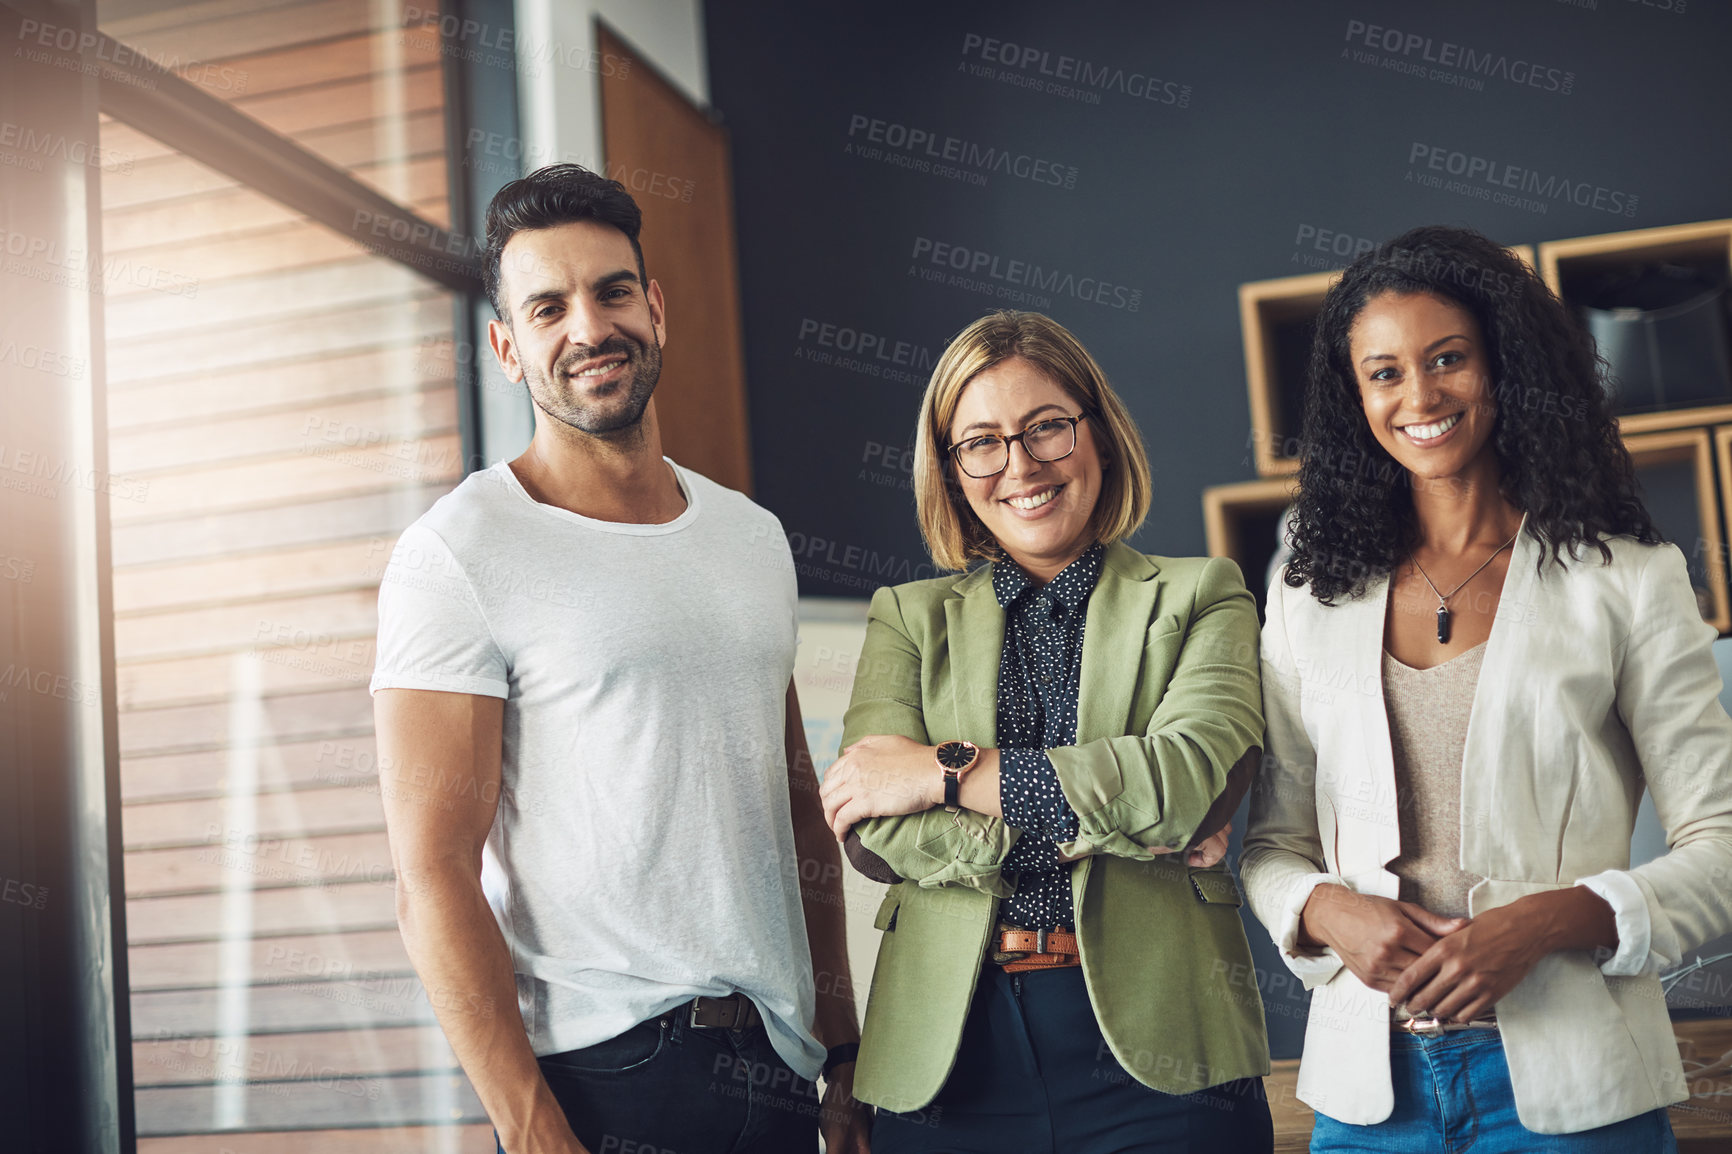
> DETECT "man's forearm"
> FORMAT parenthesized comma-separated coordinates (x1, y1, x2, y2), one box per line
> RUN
(398, 863, 582, 1152)
(790, 748, 862, 1049)
(785, 690, 861, 1050)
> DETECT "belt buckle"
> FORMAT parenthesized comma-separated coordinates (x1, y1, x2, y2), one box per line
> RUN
(690, 995, 751, 1031)
(690, 996, 729, 1030)
(1035, 929, 1049, 955)
(1401, 1016, 1447, 1037)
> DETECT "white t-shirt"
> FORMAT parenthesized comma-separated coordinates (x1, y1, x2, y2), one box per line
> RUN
(369, 458, 822, 1078)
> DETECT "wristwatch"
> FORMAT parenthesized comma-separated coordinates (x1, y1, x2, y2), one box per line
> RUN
(935, 741, 981, 811)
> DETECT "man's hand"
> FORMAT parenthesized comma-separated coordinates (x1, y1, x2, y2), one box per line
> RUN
(1298, 884, 1467, 993)
(819, 735, 939, 841)
(818, 1063, 872, 1154)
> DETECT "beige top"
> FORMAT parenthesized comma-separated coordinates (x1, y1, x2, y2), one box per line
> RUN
(1384, 642, 1492, 1025)
(1383, 642, 1487, 918)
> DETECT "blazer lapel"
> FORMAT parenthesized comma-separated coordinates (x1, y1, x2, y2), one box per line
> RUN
(943, 565, 1003, 747)
(1348, 574, 1401, 877)
(1458, 513, 1534, 873)
(1076, 544, 1162, 743)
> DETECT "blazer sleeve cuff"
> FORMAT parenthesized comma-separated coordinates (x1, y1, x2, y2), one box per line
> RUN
(1277, 871, 1350, 989)
(1576, 870, 1668, 976)
(854, 809, 1021, 898)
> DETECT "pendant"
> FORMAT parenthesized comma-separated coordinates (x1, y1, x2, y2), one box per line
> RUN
(1436, 604, 1452, 645)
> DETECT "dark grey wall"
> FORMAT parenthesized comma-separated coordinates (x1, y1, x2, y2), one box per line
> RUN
(706, 0, 1731, 596)
(706, 0, 1732, 1061)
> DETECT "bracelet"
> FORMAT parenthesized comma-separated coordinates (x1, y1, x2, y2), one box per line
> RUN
(821, 1042, 859, 1079)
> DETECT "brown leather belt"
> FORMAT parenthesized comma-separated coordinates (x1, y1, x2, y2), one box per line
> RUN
(994, 927, 1081, 973)
(688, 993, 761, 1031)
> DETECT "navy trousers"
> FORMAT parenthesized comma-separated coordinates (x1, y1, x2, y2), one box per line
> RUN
(873, 964, 1274, 1153)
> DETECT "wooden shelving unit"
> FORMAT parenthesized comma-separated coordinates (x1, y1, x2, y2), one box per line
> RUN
(1201, 476, 1300, 614)
(1718, 425, 1732, 605)
(1624, 428, 1729, 634)
(1538, 217, 1732, 294)
(1538, 218, 1732, 436)
(1238, 270, 1337, 477)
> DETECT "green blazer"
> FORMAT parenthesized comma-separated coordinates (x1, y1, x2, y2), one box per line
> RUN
(840, 543, 1270, 1112)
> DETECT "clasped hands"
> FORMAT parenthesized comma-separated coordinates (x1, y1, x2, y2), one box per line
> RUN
(817, 734, 1232, 867)
(1298, 884, 1552, 1023)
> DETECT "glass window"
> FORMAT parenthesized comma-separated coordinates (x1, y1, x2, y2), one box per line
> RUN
(98, 0, 450, 226)
(101, 125, 487, 1147)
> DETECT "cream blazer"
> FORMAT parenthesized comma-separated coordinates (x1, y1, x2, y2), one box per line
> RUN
(1241, 528, 1732, 1134)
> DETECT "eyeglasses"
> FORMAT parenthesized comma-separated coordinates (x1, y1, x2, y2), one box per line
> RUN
(946, 414, 1087, 479)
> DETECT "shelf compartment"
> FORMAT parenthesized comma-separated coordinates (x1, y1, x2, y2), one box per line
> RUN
(1540, 219, 1732, 433)
(1625, 428, 1729, 635)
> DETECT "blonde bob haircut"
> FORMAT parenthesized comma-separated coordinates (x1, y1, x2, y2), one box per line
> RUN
(914, 310, 1152, 572)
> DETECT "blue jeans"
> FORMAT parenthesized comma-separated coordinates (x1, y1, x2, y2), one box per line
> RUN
(874, 964, 1273, 1153)
(495, 1011, 819, 1154)
(1310, 1029, 1678, 1153)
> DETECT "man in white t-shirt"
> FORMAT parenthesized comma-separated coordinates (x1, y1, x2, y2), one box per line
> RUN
(372, 164, 869, 1154)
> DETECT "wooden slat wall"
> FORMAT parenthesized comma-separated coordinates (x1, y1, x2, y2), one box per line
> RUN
(98, 0, 485, 1142)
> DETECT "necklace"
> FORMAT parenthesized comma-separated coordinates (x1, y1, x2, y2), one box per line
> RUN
(1409, 529, 1521, 644)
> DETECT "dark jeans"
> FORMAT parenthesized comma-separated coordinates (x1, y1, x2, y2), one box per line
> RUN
(873, 964, 1273, 1154)
(495, 1010, 820, 1154)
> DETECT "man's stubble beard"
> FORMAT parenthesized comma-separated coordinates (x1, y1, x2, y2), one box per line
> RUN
(522, 335, 663, 439)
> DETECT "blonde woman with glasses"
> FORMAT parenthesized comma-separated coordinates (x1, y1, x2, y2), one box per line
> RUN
(819, 311, 1274, 1152)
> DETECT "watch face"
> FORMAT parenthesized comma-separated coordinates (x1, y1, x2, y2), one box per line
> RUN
(936, 741, 977, 770)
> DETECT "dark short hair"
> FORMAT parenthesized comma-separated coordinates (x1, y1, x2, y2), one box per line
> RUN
(482, 163, 646, 321)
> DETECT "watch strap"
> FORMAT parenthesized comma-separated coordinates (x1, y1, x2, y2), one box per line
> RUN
(936, 741, 980, 812)
(822, 1042, 860, 1079)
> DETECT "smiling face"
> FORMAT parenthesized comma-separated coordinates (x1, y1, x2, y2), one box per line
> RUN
(947, 356, 1103, 583)
(1349, 290, 1498, 485)
(489, 219, 666, 437)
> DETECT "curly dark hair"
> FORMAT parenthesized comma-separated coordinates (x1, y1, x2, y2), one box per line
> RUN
(1284, 224, 1659, 603)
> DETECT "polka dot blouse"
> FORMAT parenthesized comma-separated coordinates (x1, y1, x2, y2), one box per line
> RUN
(993, 542, 1103, 933)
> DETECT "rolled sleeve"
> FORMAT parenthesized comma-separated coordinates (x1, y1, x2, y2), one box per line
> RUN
(1274, 871, 1351, 989)
(1611, 545, 1732, 978)
(1576, 870, 1665, 976)
(853, 808, 1019, 896)
(842, 586, 1018, 892)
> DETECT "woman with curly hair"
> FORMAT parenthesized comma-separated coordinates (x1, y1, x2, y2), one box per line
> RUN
(1241, 225, 1732, 1152)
